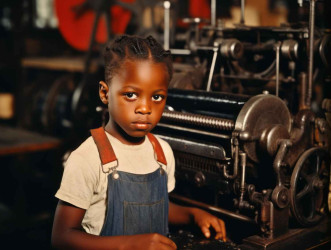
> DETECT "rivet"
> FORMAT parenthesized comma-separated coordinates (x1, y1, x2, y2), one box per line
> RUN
(113, 172, 119, 179)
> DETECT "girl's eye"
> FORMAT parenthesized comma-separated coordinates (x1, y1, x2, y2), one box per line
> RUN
(152, 95, 165, 102)
(124, 92, 138, 100)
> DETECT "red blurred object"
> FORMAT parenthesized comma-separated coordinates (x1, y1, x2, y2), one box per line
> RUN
(189, 0, 210, 18)
(177, 0, 211, 29)
(55, 0, 133, 51)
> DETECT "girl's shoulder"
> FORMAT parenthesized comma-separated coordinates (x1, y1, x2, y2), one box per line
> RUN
(64, 136, 100, 169)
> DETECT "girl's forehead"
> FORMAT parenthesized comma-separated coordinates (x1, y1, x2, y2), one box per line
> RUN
(111, 59, 169, 89)
(121, 59, 167, 72)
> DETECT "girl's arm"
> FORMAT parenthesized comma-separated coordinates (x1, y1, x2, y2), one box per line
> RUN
(168, 201, 226, 241)
(52, 200, 177, 250)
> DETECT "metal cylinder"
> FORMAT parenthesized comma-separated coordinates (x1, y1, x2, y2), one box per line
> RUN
(166, 89, 250, 119)
(281, 40, 299, 61)
(220, 39, 244, 60)
(161, 110, 235, 131)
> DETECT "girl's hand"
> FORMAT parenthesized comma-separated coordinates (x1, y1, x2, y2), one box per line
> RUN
(191, 208, 226, 242)
(122, 233, 177, 250)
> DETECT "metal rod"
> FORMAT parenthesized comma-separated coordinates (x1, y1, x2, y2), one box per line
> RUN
(157, 123, 231, 140)
(206, 43, 219, 91)
(211, 0, 216, 27)
(307, 0, 316, 108)
(275, 42, 281, 97)
(299, 72, 308, 110)
(195, 46, 214, 51)
(163, 1, 171, 50)
(240, 0, 246, 24)
(169, 193, 256, 224)
(170, 49, 192, 55)
(239, 152, 247, 204)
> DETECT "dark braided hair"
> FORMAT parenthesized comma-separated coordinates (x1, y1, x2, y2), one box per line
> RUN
(104, 35, 173, 85)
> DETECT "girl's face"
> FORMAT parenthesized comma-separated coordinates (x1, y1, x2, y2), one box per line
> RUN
(100, 59, 169, 145)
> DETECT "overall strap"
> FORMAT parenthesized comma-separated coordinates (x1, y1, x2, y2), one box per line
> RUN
(90, 127, 167, 166)
(147, 133, 167, 166)
(91, 127, 117, 165)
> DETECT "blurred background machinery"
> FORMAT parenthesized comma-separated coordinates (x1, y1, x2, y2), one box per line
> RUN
(0, 0, 330, 249)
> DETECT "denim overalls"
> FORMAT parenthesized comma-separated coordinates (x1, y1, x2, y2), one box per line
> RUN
(90, 127, 169, 236)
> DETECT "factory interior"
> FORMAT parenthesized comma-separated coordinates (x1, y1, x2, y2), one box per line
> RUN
(0, 0, 331, 249)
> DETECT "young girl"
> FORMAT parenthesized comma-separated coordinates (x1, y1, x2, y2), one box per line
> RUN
(52, 35, 226, 249)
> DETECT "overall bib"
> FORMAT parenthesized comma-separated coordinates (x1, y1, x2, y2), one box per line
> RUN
(90, 127, 169, 236)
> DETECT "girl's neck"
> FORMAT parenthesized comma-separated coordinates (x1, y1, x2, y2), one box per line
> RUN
(104, 121, 145, 145)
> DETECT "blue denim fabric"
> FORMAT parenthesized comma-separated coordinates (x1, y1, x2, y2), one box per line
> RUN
(100, 168, 169, 236)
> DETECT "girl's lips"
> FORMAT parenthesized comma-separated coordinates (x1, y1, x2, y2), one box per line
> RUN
(132, 122, 150, 130)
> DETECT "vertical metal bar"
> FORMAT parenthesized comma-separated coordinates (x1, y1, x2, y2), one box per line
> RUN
(240, 0, 246, 24)
(299, 72, 307, 110)
(211, 0, 216, 27)
(206, 43, 219, 92)
(239, 152, 247, 205)
(307, 0, 316, 108)
(275, 42, 281, 97)
(163, 1, 171, 50)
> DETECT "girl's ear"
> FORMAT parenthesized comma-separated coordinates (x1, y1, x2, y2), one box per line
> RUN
(99, 81, 109, 104)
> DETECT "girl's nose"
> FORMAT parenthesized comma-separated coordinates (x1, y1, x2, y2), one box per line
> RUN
(135, 99, 152, 114)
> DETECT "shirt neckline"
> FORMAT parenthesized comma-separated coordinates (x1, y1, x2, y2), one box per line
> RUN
(104, 130, 149, 151)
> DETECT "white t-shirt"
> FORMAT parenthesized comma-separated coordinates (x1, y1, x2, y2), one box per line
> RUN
(55, 132, 175, 235)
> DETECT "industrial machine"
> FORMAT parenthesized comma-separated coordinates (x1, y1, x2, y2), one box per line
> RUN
(156, 0, 331, 248)
(154, 88, 330, 248)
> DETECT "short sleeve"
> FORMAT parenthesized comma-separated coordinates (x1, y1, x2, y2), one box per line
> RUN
(55, 151, 98, 209)
(157, 137, 176, 193)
